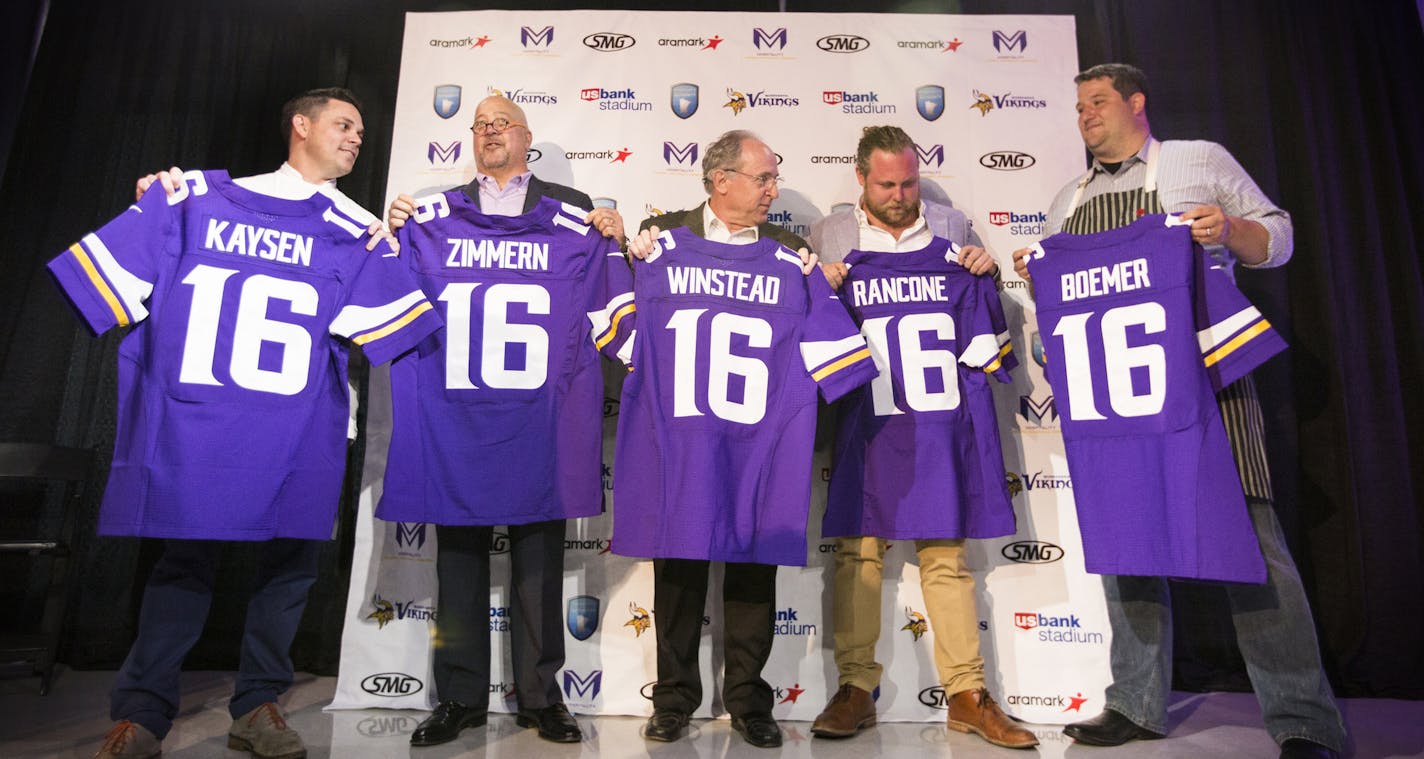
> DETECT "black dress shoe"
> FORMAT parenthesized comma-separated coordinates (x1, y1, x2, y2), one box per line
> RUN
(411, 701, 486, 746)
(643, 708, 690, 742)
(1280, 738, 1341, 759)
(516, 703, 582, 743)
(731, 712, 783, 748)
(1062, 709, 1164, 747)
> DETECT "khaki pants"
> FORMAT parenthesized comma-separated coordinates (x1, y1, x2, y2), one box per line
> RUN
(831, 535, 984, 695)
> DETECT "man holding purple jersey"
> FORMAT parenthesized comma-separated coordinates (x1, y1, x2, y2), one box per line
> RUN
(1012, 63, 1344, 759)
(806, 126, 1036, 750)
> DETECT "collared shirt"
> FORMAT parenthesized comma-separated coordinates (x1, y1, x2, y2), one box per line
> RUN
(475, 171, 532, 216)
(233, 162, 378, 226)
(853, 200, 933, 253)
(1044, 138, 1293, 275)
(703, 203, 761, 245)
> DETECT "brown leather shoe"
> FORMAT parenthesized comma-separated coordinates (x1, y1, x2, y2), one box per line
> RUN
(810, 683, 877, 738)
(947, 687, 1038, 749)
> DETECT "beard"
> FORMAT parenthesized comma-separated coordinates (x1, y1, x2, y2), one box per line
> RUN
(865, 196, 917, 229)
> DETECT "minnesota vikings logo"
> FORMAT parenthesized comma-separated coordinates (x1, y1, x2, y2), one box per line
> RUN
(1005, 471, 1023, 497)
(367, 594, 395, 629)
(970, 91, 994, 117)
(644, 203, 665, 218)
(901, 607, 929, 641)
(625, 602, 652, 637)
(488, 87, 507, 98)
(724, 89, 748, 115)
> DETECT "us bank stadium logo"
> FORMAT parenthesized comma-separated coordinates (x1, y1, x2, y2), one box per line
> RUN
(670, 83, 699, 119)
(1014, 611, 1103, 645)
(970, 89, 1049, 117)
(766, 209, 809, 238)
(774, 606, 816, 636)
(776, 683, 807, 704)
(1010, 470, 1073, 491)
(428, 35, 491, 50)
(583, 32, 636, 52)
(751, 27, 789, 56)
(1018, 394, 1058, 429)
(490, 605, 511, 632)
(901, 607, 929, 641)
(898, 37, 963, 52)
(822, 90, 894, 115)
(990, 29, 1030, 59)
(564, 146, 632, 164)
(916, 85, 946, 121)
(625, 602, 652, 636)
(657, 34, 723, 50)
(1004, 691, 1090, 712)
(980, 150, 1036, 171)
(580, 87, 653, 112)
(433, 85, 461, 119)
(661, 141, 699, 174)
(1001, 540, 1065, 564)
(427, 140, 461, 167)
(487, 86, 557, 106)
(566, 595, 600, 641)
(519, 25, 555, 53)
(723, 88, 799, 115)
(601, 462, 613, 492)
(990, 209, 1048, 236)
(817, 34, 869, 53)
(562, 669, 603, 704)
(360, 672, 424, 697)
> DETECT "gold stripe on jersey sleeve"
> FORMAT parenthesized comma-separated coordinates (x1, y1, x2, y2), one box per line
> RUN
(811, 347, 872, 382)
(1203, 320, 1271, 368)
(595, 303, 636, 350)
(984, 342, 1013, 374)
(69, 242, 130, 327)
(352, 301, 434, 346)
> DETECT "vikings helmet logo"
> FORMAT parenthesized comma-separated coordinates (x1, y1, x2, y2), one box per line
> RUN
(901, 607, 929, 641)
(970, 91, 994, 117)
(625, 602, 652, 636)
(1005, 471, 1024, 497)
(724, 89, 748, 116)
(367, 594, 395, 629)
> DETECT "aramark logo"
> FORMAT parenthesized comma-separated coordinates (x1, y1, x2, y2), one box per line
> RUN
(898, 38, 963, 52)
(520, 25, 554, 50)
(1001, 541, 1065, 564)
(817, 34, 869, 53)
(752, 27, 788, 53)
(810, 153, 855, 165)
(565, 536, 610, 552)
(562, 669, 603, 702)
(774, 606, 816, 636)
(429, 35, 491, 50)
(1009, 470, 1073, 491)
(564, 147, 632, 163)
(970, 89, 1048, 116)
(980, 150, 1037, 171)
(657, 35, 723, 50)
(487, 86, 557, 105)
(776, 683, 807, 704)
(580, 87, 652, 112)
(723, 88, 800, 115)
(991, 29, 1028, 57)
(1005, 691, 1089, 711)
(583, 32, 635, 52)
(822, 90, 894, 115)
(989, 210, 1048, 236)
(1014, 611, 1103, 645)
(1018, 394, 1058, 428)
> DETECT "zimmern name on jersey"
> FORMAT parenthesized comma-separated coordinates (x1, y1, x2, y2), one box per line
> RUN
(666, 266, 781, 304)
(446, 238, 550, 270)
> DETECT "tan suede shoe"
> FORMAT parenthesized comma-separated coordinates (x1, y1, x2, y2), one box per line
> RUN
(810, 683, 877, 738)
(947, 687, 1038, 749)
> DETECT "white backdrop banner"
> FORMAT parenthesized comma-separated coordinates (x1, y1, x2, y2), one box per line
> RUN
(330, 9, 1110, 729)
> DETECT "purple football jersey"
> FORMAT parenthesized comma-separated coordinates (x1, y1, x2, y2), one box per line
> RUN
(825, 238, 1018, 540)
(1025, 214, 1286, 582)
(377, 193, 633, 525)
(46, 170, 440, 540)
(613, 227, 877, 566)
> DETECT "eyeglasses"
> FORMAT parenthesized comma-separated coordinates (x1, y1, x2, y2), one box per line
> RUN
(471, 118, 525, 135)
(722, 169, 784, 189)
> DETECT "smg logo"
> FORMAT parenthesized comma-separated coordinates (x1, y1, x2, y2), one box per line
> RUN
(980, 151, 1037, 171)
(360, 672, 424, 697)
(583, 32, 635, 51)
(521, 25, 554, 49)
(918, 685, 950, 710)
(1001, 540, 1065, 564)
(817, 34, 868, 53)
(752, 27, 788, 51)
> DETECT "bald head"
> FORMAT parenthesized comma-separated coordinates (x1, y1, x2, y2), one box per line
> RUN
(471, 95, 533, 182)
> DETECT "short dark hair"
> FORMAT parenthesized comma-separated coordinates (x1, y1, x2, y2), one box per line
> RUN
(701, 129, 758, 194)
(1074, 63, 1149, 104)
(855, 125, 916, 176)
(280, 87, 363, 143)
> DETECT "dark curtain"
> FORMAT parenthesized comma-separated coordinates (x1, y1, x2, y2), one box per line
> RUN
(0, 0, 1419, 698)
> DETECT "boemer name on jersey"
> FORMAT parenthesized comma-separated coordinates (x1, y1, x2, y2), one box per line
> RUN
(1061, 256, 1152, 302)
(445, 238, 550, 270)
(666, 265, 781, 305)
(849, 274, 954, 307)
(203, 218, 314, 267)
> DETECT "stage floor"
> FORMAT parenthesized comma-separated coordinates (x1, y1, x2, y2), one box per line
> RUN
(1, 670, 1419, 758)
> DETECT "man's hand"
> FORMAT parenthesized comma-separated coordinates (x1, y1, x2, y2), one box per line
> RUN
(821, 262, 848, 290)
(135, 166, 184, 201)
(795, 247, 818, 276)
(627, 226, 660, 260)
(1011, 247, 1034, 283)
(387, 194, 417, 231)
(364, 222, 398, 254)
(1179, 205, 1233, 248)
(584, 207, 626, 242)
(957, 244, 999, 277)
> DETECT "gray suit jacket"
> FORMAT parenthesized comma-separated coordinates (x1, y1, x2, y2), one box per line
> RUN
(809, 200, 981, 263)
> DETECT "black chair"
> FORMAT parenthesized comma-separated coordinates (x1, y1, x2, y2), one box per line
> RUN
(0, 443, 94, 694)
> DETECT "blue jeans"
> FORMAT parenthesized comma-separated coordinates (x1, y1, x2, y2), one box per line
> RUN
(110, 539, 322, 739)
(1101, 499, 1345, 750)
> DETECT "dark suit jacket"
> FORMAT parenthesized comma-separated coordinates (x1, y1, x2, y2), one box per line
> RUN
(640, 202, 810, 252)
(458, 174, 592, 213)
